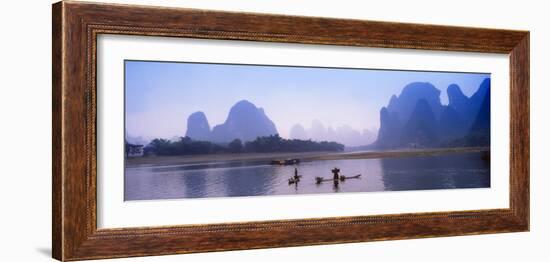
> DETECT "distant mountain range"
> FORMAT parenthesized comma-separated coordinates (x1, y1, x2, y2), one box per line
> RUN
(289, 121, 376, 147)
(185, 100, 278, 143)
(182, 79, 490, 149)
(184, 100, 375, 147)
(375, 78, 490, 149)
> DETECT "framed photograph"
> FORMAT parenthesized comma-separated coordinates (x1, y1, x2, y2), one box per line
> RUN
(52, 1, 529, 261)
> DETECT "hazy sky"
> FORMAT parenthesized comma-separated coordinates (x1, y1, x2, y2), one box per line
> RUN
(125, 60, 489, 140)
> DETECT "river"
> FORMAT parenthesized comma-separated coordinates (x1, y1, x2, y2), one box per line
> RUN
(124, 152, 490, 201)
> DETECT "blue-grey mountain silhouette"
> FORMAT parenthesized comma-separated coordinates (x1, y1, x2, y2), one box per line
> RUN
(387, 82, 444, 122)
(438, 106, 467, 139)
(289, 124, 308, 140)
(375, 78, 491, 149)
(400, 99, 439, 147)
(448, 78, 490, 127)
(465, 84, 490, 146)
(211, 100, 278, 142)
(469, 78, 490, 112)
(376, 107, 402, 148)
(376, 82, 443, 148)
(447, 84, 470, 115)
(289, 121, 377, 147)
(185, 111, 211, 141)
(470, 88, 490, 133)
(309, 119, 326, 141)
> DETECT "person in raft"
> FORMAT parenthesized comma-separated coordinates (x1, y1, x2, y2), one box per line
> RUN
(332, 167, 340, 180)
(294, 168, 299, 181)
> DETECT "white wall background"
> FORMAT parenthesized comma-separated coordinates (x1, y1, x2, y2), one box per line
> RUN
(0, 0, 546, 261)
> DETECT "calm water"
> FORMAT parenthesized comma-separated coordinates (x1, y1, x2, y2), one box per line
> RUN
(124, 152, 490, 201)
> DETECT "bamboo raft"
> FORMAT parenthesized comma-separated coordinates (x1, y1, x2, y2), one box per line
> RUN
(315, 174, 362, 184)
(288, 175, 303, 185)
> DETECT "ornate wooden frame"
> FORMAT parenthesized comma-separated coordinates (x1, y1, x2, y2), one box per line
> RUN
(52, 1, 530, 261)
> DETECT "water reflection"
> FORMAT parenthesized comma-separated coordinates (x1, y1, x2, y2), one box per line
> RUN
(124, 152, 490, 201)
(380, 152, 490, 191)
(223, 162, 278, 197)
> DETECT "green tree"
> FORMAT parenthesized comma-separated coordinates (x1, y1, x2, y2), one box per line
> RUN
(228, 139, 243, 153)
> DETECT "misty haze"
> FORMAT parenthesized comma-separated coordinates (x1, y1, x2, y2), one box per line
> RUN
(124, 61, 490, 201)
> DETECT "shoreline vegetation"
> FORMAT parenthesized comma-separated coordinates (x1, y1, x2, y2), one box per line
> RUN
(125, 146, 489, 168)
(129, 134, 345, 157)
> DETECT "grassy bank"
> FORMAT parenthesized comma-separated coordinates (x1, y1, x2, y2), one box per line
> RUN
(125, 147, 489, 168)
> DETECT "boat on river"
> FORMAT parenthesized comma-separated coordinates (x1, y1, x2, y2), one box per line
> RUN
(271, 158, 300, 165)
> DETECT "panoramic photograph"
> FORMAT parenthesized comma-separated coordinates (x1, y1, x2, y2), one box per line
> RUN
(124, 60, 491, 201)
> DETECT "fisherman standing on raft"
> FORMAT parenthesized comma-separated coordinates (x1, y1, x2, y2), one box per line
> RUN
(332, 167, 340, 180)
(294, 167, 299, 181)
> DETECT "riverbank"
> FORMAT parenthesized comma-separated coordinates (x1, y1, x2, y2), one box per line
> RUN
(125, 147, 489, 168)
(305, 147, 489, 161)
